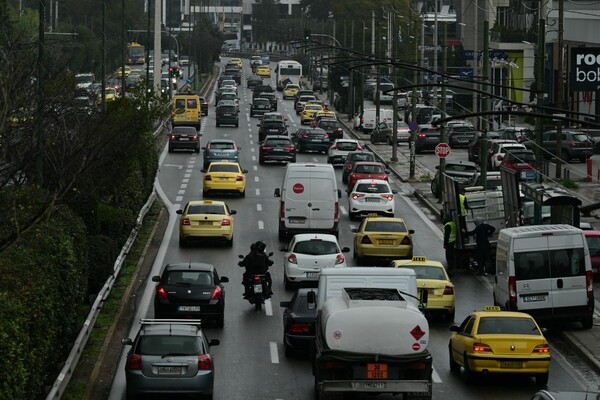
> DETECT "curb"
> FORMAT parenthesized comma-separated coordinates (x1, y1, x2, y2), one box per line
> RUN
(559, 329, 600, 376)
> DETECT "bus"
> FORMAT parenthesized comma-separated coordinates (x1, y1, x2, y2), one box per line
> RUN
(126, 42, 145, 65)
(276, 60, 302, 90)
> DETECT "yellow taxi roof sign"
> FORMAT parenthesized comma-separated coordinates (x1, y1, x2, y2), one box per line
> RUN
(412, 256, 427, 262)
(202, 200, 213, 204)
(484, 306, 501, 312)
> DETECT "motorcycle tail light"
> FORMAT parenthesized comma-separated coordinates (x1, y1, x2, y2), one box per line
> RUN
(253, 275, 261, 281)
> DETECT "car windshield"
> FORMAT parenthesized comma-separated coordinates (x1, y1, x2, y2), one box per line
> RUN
(355, 165, 384, 174)
(255, 99, 270, 105)
(264, 121, 285, 128)
(477, 317, 540, 335)
(336, 142, 358, 151)
(187, 204, 225, 214)
(138, 335, 201, 356)
(404, 266, 446, 280)
(264, 114, 282, 121)
(365, 221, 407, 232)
(293, 240, 339, 255)
(355, 183, 389, 193)
(218, 106, 236, 113)
(166, 271, 212, 285)
(173, 128, 196, 135)
(446, 164, 477, 173)
(209, 164, 240, 173)
(209, 142, 235, 150)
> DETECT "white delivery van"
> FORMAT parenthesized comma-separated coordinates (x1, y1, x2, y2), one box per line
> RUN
(274, 163, 341, 240)
(361, 108, 394, 133)
(494, 224, 594, 329)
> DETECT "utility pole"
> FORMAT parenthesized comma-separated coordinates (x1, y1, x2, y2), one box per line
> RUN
(330, 18, 335, 107)
(152, 0, 161, 92)
(472, 0, 478, 127)
(437, 21, 447, 199)
(480, 20, 490, 184)
(391, 10, 398, 162)
(349, 20, 355, 120)
(410, 16, 418, 179)
(121, 0, 126, 98)
(555, 0, 564, 179)
(188, 0, 192, 78)
(36, 0, 46, 184)
(433, 0, 438, 107)
(534, 18, 546, 223)
(101, 0, 106, 109)
(146, 0, 151, 96)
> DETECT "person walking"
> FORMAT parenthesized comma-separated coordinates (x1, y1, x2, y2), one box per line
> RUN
(469, 218, 496, 276)
(443, 217, 458, 273)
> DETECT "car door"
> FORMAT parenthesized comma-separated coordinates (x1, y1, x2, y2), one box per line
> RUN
(513, 238, 553, 312)
(451, 316, 475, 363)
(548, 236, 588, 312)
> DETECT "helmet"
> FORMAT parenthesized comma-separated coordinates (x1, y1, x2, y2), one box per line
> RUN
(253, 241, 266, 253)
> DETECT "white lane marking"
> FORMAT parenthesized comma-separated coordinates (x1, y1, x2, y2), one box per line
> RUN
(175, 196, 182, 202)
(182, 178, 189, 183)
(251, 148, 255, 152)
(265, 299, 273, 316)
(432, 368, 442, 383)
(249, 134, 253, 138)
(257, 204, 262, 211)
(186, 169, 193, 174)
(164, 164, 183, 169)
(253, 165, 258, 171)
(184, 173, 191, 178)
(340, 206, 347, 215)
(178, 190, 185, 195)
(258, 220, 264, 230)
(250, 140, 254, 145)
(180, 184, 187, 189)
(252, 156, 256, 161)
(256, 188, 261, 196)
(254, 176, 259, 182)
(270, 342, 279, 364)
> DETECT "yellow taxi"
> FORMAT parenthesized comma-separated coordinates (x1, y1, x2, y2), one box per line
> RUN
(310, 110, 337, 127)
(300, 103, 324, 125)
(256, 65, 271, 77)
(283, 84, 300, 99)
(172, 94, 201, 130)
(229, 58, 243, 69)
(97, 88, 119, 104)
(389, 256, 455, 320)
(352, 215, 414, 265)
(115, 66, 132, 78)
(176, 200, 236, 247)
(201, 162, 248, 197)
(448, 306, 550, 385)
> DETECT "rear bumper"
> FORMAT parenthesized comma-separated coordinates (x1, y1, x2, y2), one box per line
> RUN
(126, 371, 213, 396)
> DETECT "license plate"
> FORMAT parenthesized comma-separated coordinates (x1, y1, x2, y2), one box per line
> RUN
(427, 137, 438, 140)
(306, 272, 319, 278)
(158, 366, 182, 375)
(179, 137, 189, 141)
(178, 306, 201, 312)
(500, 360, 522, 369)
(273, 148, 284, 152)
(378, 239, 394, 245)
(289, 218, 305, 224)
(365, 197, 380, 203)
(198, 221, 213, 225)
(223, 113, 231, 116)
(523, 295, 547, 302)
(253, 284, 263, 293)
(367, 363, 388, 379)
(219, 177, 229, 181)
(364, 382, 386, 389)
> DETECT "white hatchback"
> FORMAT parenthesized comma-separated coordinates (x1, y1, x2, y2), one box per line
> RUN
(326, 139, 364, 166)
(279, 234, 350, 289)
(348, 179, 397, 219)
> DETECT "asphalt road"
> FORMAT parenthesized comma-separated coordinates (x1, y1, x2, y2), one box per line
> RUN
(106, 58, 600, 400)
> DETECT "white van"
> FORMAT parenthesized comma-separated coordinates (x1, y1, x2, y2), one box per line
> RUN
(494, 224, 594, 329)
(361, 108, 395, 133)
(274, 163, 341, 240)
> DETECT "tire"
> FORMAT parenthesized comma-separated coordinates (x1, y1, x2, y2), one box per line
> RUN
(235, 121, 239, 127)
(449, 345, 460, 373)
(240, 189, 246, 198)
(250, 111, 254, 117)
(447, 308, 456, 323)
(216, 121, 220, 127)
(284, 274, 292, 290)
(284, 342, 292, 358)
(168, 147, 173, 153)
(416, 146, 422, 155)
(563, 150, 572, 162)
(535, 372, 549, 386)
(342, 174, 348, 184)
(194, 147, 200, 153)
(278, 229, 287, 241)
(463, 354, 475, 382)
(254, 301, 262, 312)
(215, 315, 224, 328)
(327, 157, 332, 164)
(178, 236, 186, 247)
(202, 189, 208, 197)
(226, 237, 233, 247)
(582, 314, 593, 329)
(259, 158, 265, 165)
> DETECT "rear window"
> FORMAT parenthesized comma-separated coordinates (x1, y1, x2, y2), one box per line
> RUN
(355, 165, 384, 174)
(349, 153, 375, 162)
(507, 152, 535, 162)
(138, 335, 202, 356)
(514, 248, 586, 279)
(305, 105, 322, 111)
(572, 134, 590, 142)
(318, 121, 338, 129)
(166, 271, 213, 285)
(208, 164, 239, 173)
(264, 121, 285, 128)
(336, 142, 358, 151)
(446, 164, 477, 173)
(477, 317, 540, 335)
(403, 266, 446, 280)
(209, 142, 235, 150)
(293, 240, 339, 255)
(452, 126, 476, 133)
(218, 106, 236, 113)
(172, 128, 197, 135)
(187, 204, 225, 214)
(264, 139, 292, 146)
(355, 183, 389, 193)
(365, 221, 407, 232)
(586, 236, 600, 257)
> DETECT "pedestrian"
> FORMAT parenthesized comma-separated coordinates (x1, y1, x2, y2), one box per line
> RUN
(468, 218, 496, 276)
(443, 217, 457, 273)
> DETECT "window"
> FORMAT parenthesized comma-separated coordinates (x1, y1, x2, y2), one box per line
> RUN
(209, 164, 239, 173)
(515, 251, 549, 280)
(336, 142, 358, 151)
(477, 317, 540, 335)
(186, 99, 198, 108)
(550, 248, 585, 278)
(138, 335, 201, 356)
(166, 271, 212, 285)
(188, 204, 225, 215)
(586, 236, 600, 257)
(463, 316, 476, 335)
(365, 221, 407, 232)
(293, 240, 339, 255)
(175, 99, 186, 109)
(406, 266, 446, 280)
(356, 183, 389, 193)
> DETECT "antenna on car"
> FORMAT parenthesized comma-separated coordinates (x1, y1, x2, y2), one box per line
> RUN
(189, 260, 192, 269)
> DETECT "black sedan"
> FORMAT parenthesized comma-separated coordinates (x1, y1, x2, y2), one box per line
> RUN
(430, 160, 478, 197)
(257, 119, 288, 142)
(291, 127, 330, 153)
(250, 98, 272, 117)
(259, 135, 296, 164)
(168, 126, 201, 153)
(447, 125, 478, 148)
(414, 125, 441, 154)
(280, 288, 318, 357)
(256, 92, 278, 111)
(152, 263, 229, 327)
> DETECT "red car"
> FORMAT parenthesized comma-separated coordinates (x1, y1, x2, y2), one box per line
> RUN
(499, 148, 537, 181)
(584, 230, 600, 278)
(346, 162, 389, 193)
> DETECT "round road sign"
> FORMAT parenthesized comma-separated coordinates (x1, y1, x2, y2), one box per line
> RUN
(435, 143, 451, 158)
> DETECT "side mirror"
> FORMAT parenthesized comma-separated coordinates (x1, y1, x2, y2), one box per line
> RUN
(351, 228, 358, 233)
(435, 165, 440, 170)
(419, 288, 428, 311)
(220, 276, 229, 283)
(176, 210, 183, 215)
(280, 301, 290, 308)
(409, 229, 415, 234)
(238, 254, 244, 259)
(341, 247, 350, 253)
(242, 169, 248, 173)
(121, 338, 133, 346)
(152, 275, 161, 282)
(385, 169, 391, 174)
(274, 188, 281, 197)
(278, 245, 287, 252)
(392, 190, 398, 194)
(230, 210, 237, 215)
(208, 339, 220, 346)
(337, 189, 342, 199)
(201, 169, 206, 173)
(268, 252, 274, 257)
(449, 325, 460, 332)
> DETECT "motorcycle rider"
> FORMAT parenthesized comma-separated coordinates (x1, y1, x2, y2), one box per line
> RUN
(238, 241, 273, 298)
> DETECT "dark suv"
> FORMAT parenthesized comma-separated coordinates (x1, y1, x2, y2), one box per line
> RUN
(250, 98, 271, 117)
(252, 84, 274, 100)
(258, 119, 288, 142)
(291, 128, 330, 153)
(259, 135, 296, 164)
(215, 104, 239, 127)
(414, 126, 441, 154)
(256, 92, 278, 111)
(168, 126, 201, 153)
(447, 125, 478, 148)
(526, 130, 593, 162)
(316, 119, 344, 142)
(224, 67, 241, 84)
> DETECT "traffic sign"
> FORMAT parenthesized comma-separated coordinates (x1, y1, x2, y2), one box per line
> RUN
(408, 121, 418, 131)
(435, 143, 451, 158)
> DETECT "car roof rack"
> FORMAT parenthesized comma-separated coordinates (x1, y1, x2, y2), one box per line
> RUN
(140, 319, 202, 328)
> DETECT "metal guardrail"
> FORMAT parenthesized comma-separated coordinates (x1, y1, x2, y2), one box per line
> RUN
(45, 66, 215, 399)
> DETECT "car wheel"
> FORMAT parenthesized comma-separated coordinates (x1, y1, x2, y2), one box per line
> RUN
(349, 212, 355, 220)
(216, 121, 220, 127)
(203, 189, 208, 197)
(278, 229, 287, 241)
(431, 180, 437, 196)
(178, 236, 186, 247)
(235, 122, 239, 127)
(386, 136, 392, 145)
(284, 274, 291, 290)
(563, 150, 572, 162)
(579, 155, 586, 163)
(240, 189, 245, 198)
(448, 345, 460, 373)
(215, 314, 224, 328)
(535, 372, 549, 386)
(284, 341, 292, 358)
(259, 158, 265, 165)
(168, 147, 173, 153)
(250, 111, 254, 117)
(582, 314, 593, 329)
(194, 147, 200, 153)
(327, 157, 332, 164)
(446, 308, 455, 323)
(291, 157, 296, 163)
(463, 354, 475, 382)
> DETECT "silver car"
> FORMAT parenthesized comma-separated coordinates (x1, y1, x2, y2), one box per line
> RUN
(122, 319, 219, 399)
(295, 95, 317, 115)
(326, 139, 363, 166)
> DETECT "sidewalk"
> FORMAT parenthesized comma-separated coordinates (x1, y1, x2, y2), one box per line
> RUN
(325, 101, 600, 377)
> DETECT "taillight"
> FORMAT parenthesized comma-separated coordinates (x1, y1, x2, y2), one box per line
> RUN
(192, 135, 199, 142)
(533, 344, 550, 353)
(287, 253, 297, 264)
(198, 354, 212, 370)
(171, 111, 175, 117)
(357, 145, 363, 150)
(586, 270, 593, 298)
(261, 146, 272, 151)
(400, 236, 411, 245)
(351, 173, 356, 180)
(352, 193, 365, 200)
(236, 175, 244, 181)
(279, 201, 285, 220)
(210, 287, 223, 300)
(567, 141, 576, 147)
(221, 218, 231, 226)
(418, 133, 426, 138)
(284, 147, 295, 151)
(443, 286, 454, 295)
(156, 287, 168, 300)
(182, 218, 190, 226)
(303, 133, 309, 138)
(346, 163, 353, 169)
(508, 276, 517, 304)
(473, 342, 492, 352)
(335, 254, 345, 265)
(253, 276, 261, 281)
(381, 194, 393, 201)
(361, 235, 372, 244)
(289, 323, 311, 333)
(330, 144, 337, 149)
(205, 175, 212, 181)
(170, 135, 176, 141)
(334, 201, 339, 220)
(128, 354, 142, 370)
(324, 133, 329, 139)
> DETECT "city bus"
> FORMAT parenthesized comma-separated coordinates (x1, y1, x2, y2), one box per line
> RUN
(126, 42, 145, 65)
(275, 60, 302, 90)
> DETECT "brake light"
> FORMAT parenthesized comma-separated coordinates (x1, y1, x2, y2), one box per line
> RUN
(156, 287, 168, 300)
(128, 354, 142, 370)
(586, 270, 593, 298)
(443, 286, 454, 295)
(533, 344, 550, 353)
(335, 254, 345, 264)
(418, 133, 426, 138)
(261, 146, 272, 151)
(473, 342, 492, 352)
(351, 173, 356, 180)
(182, 218, 190, 226)
(324, 133, 329, 139)
(289, 323, 311, 333)
(330, 144, 337, 149)
(198, 354, 212, 370)
(400, 236, 411, 245)
(287, 253, 297, 264)
(352, 193, 365, 200)
(567, 141, 576, 147)
(170, 135, 176, 141)
(171, 111, 175, 117)
(497, 155, 503, 161)
(346, 163, 353, 169)
(334, 201, 339, 220)
(236, 175, 244, 181)
(381, 194, 393, 201)
(508, 276, 517, 304)
(221, 218, 231, 226)
(303, 133, 309, 138)
(284, 147, 295, 151)
(192, 135, 199, 142)
(357, 144, 363, 150)
(253, 275, 261, 281)
(337, 128, 343, 133)
(210, 286, 223, 300)
(205, 175, 212, 181)
(361, 235, 372, 244)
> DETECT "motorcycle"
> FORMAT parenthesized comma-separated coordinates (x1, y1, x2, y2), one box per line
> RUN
(238, 253, 273, 311)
